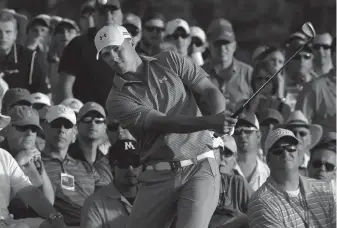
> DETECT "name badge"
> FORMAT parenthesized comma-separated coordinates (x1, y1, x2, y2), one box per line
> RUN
(61, 173, 75, 191)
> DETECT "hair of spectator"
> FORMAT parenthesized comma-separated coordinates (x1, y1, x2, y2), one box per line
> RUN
(256, 46, 285, 63)
(310, 142, 336, 158)
(142, 12, 165, 24)
(0, 11, 18, 30)
(251, 61, 279, 96)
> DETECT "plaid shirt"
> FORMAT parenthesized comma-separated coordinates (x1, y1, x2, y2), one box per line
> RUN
(248, 176, 336, 228)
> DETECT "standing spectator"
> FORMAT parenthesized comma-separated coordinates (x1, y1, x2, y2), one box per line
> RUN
(122, 13, 142, 48)
(69, 102, 113, 183)
(2, 88, 32, 114)
(248, 128, 336, 228)
(81, 139, 141, 228)
(280, 110, 323, 176)
(296, 37, 336, 134)
(0, 11, 49, 94)
(25, 14, 51, 54)
(136, 12, 165, 56)
(202, 18, 253, 113)
(312, 33, 333, 76)
(56, 0, 123, 106)
(98, 24, 237, 228)
(79, 0, 96, 33)
(233, 113, 270, 191)
(42, 105, 109, 226)
(189, 26, 206, 66)
(165, 18, 191, 57)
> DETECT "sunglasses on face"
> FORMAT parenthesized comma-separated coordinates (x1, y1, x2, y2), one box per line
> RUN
(172, 31, 189, 40)
(311, 160, 336, 172)
(220, 148, 234, 158)
(13, 125, 39, 133)
(293, 53, 312, 60)
(145, 26, 165, 33)
(123, 24, 140, 37)
(233, 127, 257, 136)
(81, 116, 105, 125)
(313, 44, 331, 50)
(291, 130, 308, 138)
(107, 122, 120, 132)
(114, 161, 131, 169)
(50, 119, 74, 129)
(269, 144, 297, 156)
(191, 37, 203, 47)
(32, 103, 47, 110)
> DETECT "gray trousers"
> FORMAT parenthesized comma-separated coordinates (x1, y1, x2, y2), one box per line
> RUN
(127, 158, 220, 228)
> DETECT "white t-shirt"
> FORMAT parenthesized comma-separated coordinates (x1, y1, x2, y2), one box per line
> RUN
(0, 149, 32, 217)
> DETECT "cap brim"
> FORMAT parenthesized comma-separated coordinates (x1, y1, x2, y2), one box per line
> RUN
(48, 114, 76, 125)
(12, 119, 42, 130)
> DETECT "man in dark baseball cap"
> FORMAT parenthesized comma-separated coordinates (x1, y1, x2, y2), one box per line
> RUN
(2, 88, 32, 114)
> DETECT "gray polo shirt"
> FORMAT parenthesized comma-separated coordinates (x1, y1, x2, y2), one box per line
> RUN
(105, 51, 213, 162)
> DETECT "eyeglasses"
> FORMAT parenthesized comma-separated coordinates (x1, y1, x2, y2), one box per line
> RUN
(13, 125, 39, 133)
(191, 37, 203, 47)
(123, 24, 140, 37)
(107, 122, 120, 132)
(291, 130, 308, 138)
(269, 145, 297, 156)
(313, 44, 331, 50)
(220, 148, 234, 158)
(81, 116, 105, 125)
(32, 103, 48, 110)
(145, 26, 165, 33)
(172, 31, 189, 40)
(233, 127, 257, 136)
(311, 160, 336, 172)
(293, 53, 312, 60)
(50, 119, 74, 129)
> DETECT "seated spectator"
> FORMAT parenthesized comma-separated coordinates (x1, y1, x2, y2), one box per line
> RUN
(122, 13, 142, 48)
(42, 105, 109, 226)
(210, 135, 252, 228)
(308, 132, 336, 199)
(61, 98, 83, 116)
(248, 128, 336, 228)
(189, 26, 206, 66)
(2, 106, 54, 221)
(233, 113, 270, 191)
(25, 14, 51, 53)
(0, 113, 67, 228)
(296, 37, 336, 134)
(30, 92, 51, 111)
(279, 110, 323, 176)
(68, 102, 113, 183)
(81, 139, 141, 228)
(2, 88, 32, 114)
(35, 106, 50, 152)
(0, 11, 49, 93)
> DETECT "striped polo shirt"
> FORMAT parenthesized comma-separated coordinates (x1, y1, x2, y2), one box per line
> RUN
(106, 51, 213, 162)
(248, 176, 336, 228)
(42, 153, 108, 225)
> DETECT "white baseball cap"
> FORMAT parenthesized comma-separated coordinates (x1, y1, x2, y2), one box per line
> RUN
(94, 24, 131, 60)
(190, 26, 206, 44)
(61, 98, 83, 113)
(46, 105, 76, 125)
(31, 92, 51, 106)
(165, 18, 190, 36)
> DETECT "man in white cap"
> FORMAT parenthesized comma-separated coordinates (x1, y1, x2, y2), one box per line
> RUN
(189, 26, 206, 66)
(95, 24, 237, 228)
(31, 92, 51, 111)
(165, 18, 191, 57)
(56, 0, 123, 106)
(248, 128, 336, 228)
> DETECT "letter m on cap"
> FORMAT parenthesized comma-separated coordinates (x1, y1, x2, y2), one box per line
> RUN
(124, 141, 135, 150)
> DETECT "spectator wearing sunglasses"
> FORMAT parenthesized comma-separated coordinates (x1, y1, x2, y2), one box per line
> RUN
(188, 26, 206, 66)
(296, 37, 336, 134)
(232, 113, 270, 191)
(312, 33, 333, 76)
(165, 18, 191, 57)
(122, 13, 142, 48)
(249, 128, 336, 228)
(56, 0, 123, 106)
(68, 102, 113, 183)
(202, 18, 253, 114)
(31, 92, 51, 111)
(308, 132, 336, 200)
(42, 105, 108, 226)
(81, 139, 141, 228)
(2, 88, 32, 115)
(280, 110, 323, 176)
(0, 106, 54, 223)
(136, 12, 165, 56)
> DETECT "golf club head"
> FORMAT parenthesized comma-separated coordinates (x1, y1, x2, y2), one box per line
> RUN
(302, 22, 316, 38)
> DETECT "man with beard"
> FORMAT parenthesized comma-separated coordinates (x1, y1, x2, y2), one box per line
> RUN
(56, 0, 123, 106)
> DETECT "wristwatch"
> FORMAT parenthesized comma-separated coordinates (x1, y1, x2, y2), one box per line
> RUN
(48, 212, 64, 223)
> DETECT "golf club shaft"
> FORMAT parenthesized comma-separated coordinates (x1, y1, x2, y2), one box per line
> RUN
(231, 37, 314, 118)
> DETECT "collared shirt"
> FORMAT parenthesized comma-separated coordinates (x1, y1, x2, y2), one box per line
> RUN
(296, 70, 336, 133)
(0, 43, 49, 93)
(105, 51, 213, 162)
(248, 176, 336, 228)
(42, 153, 108, 225)
(59, 27, 116, 106)
(201, 58, 253, 113)
(68, 140, 113, 184)
(0, 149, 31, 218)
(234, 157, 270, 191)
(81, 183, 131, 228)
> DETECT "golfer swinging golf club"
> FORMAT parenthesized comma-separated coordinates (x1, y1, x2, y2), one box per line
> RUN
(95, 23, 237, 228)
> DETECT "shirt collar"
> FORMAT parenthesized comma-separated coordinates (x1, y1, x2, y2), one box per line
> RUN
(103, 184, 133, 208)
(113, 55, 157, 90)
(70, 140, 105, 162)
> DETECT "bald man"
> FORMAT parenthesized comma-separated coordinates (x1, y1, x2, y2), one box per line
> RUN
(312, 33, 333, 76)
